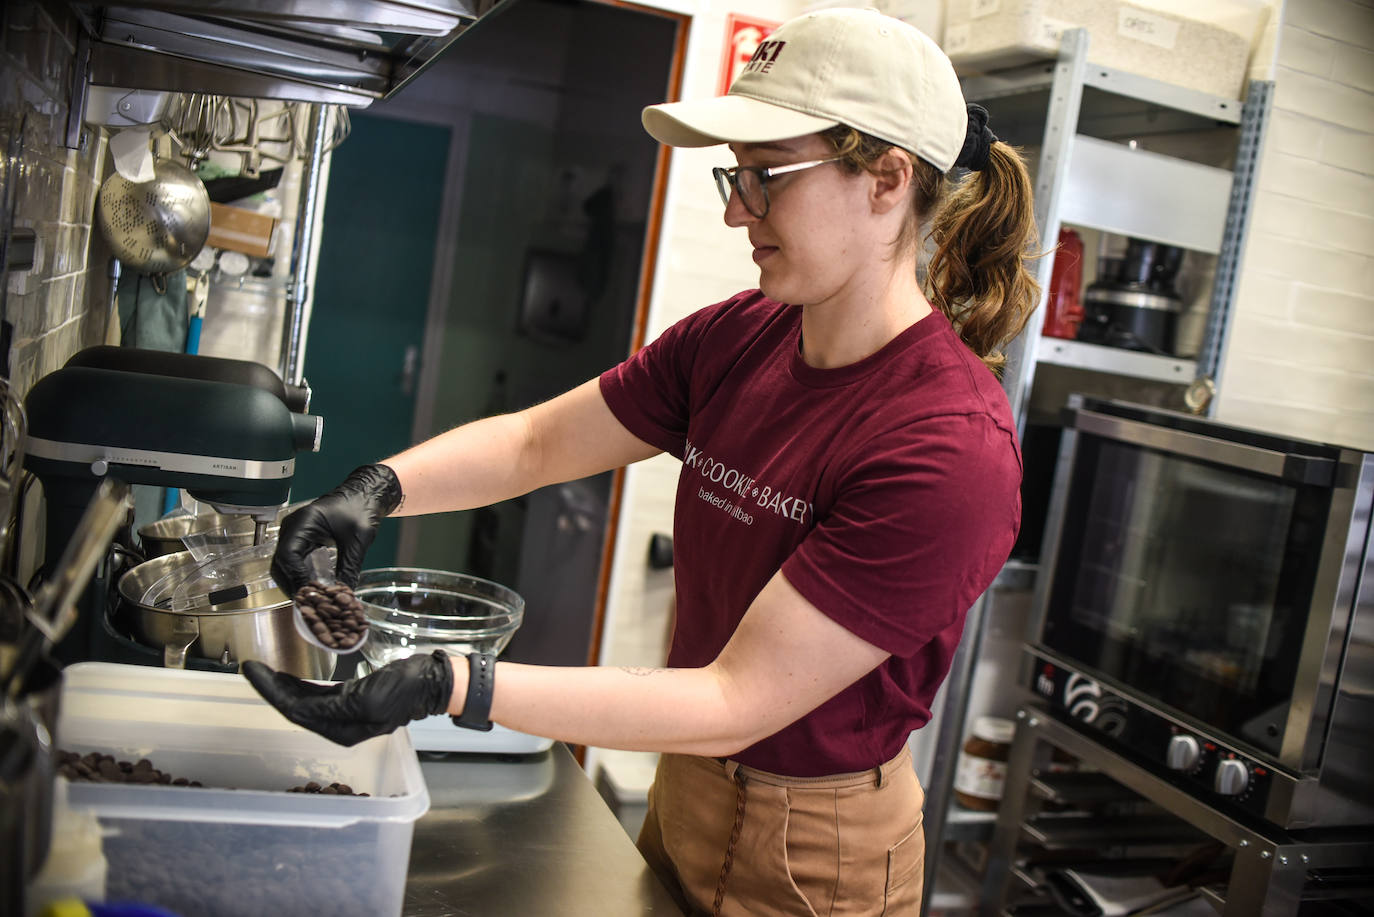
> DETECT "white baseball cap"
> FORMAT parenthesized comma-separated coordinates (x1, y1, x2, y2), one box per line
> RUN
(642, 8, 969, 172)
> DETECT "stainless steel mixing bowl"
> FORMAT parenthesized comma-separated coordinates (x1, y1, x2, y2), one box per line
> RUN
(137, 512, 275, 559)
(117, 551, 333, 679)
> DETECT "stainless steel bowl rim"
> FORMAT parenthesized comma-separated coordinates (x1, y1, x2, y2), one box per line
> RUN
(138, 513, 261, 538)
(119, 550, 290, 616)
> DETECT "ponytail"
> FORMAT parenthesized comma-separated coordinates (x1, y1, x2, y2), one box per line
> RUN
(822, 126, 1041, 376)
(926, 142, 1040, 376)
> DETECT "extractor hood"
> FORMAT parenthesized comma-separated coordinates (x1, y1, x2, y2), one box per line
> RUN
(69, 1, 510, 107)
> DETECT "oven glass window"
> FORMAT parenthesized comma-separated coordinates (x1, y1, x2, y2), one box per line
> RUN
(1043, 437, 1326, 757)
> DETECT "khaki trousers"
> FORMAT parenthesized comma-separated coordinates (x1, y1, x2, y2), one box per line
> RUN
(636, 747, 925, 916)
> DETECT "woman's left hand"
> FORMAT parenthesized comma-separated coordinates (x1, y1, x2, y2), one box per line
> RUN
(243, 651, 454, 746)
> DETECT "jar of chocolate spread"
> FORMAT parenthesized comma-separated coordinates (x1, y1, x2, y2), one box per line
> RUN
(953, 716, 1016, 811)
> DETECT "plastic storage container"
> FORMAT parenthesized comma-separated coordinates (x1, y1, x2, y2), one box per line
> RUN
(53, 663, 430, 917)
(943, 0, 1254, 99)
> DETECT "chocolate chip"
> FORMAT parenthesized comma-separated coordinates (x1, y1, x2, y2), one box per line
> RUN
(294, 581, 369, 650)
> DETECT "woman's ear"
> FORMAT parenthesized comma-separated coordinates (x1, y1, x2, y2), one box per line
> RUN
(869, 148, 914, 215)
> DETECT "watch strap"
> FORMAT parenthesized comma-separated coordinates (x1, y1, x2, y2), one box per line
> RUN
(452, 652, 495, 732)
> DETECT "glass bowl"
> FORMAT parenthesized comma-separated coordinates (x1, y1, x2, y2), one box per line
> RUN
(353, 567, 524, 669)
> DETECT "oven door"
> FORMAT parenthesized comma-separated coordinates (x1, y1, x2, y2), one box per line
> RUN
(1030, 398, 1351, 767)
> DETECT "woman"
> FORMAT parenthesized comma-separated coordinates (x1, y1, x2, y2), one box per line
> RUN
(246, 9, 1038, 914)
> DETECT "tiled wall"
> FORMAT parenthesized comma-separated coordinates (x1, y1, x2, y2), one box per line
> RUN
(1216, 0, 1374, 448)
(1, 2, 108, 402)
(2, 2, 111, 578)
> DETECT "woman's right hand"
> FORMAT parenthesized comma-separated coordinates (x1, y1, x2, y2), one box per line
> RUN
(271, 463, 404, 595)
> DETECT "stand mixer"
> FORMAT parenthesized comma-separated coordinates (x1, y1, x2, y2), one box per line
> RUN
(22, 348, 323, 663)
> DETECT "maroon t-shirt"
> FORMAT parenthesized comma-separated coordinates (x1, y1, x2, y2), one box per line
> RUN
(599, 291, 1021, 776)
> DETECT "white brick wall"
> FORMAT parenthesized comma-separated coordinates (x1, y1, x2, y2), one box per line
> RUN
(1215, 0, 1374, 448)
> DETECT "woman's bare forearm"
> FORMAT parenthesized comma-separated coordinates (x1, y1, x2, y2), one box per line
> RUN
(446, 657, 761, 757)
(381, 379, 658, 517)
(384, 411, 537, 516)
(440, 573, 892, 758)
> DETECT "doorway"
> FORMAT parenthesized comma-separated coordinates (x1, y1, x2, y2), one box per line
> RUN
(294, 113, 450, 566)
(301, 0, 682, 668)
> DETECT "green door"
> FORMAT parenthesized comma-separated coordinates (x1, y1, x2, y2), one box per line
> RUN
(292, 113, 450, 566)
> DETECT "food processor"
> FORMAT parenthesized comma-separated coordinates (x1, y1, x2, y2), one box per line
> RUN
(1076, 237, 1184, 355)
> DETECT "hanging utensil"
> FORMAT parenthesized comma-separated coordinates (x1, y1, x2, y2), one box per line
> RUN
(0, 113, 29, 378)
(95, 155, 211, 278)
(1, 479, 131, 699)
(0, 376, 26, 563)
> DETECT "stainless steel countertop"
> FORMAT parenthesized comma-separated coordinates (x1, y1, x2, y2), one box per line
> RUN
(404, 744, 682, 916)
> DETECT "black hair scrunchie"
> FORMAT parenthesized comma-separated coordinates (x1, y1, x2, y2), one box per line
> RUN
(955, 103, 998, 172)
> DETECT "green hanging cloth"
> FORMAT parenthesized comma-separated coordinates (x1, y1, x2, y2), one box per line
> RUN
(116, 270, 189, 352)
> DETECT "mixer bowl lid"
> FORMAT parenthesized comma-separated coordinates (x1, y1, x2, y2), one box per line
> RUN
(119, 547, 289, 616)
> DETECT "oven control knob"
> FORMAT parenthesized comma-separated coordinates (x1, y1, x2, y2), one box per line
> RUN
(1165, 735, 1201, 771)
(1213, 759, 1250, 796)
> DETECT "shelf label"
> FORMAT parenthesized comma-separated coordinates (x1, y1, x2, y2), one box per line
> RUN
(944, 23, 971, 55)
(1118, 7, 1181, 50)
(1038, 17, 1072, 49)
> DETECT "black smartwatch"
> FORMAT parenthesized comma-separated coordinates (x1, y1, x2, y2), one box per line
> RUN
(452, 652, 495, 732)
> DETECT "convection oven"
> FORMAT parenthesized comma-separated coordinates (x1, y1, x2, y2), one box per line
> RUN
(1025, 395, 1373, 829)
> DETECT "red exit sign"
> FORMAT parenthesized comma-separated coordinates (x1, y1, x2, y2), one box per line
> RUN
(719, 14, 778, 94)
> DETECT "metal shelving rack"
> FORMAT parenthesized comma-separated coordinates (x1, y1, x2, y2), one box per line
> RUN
(972, 28, 1272, 424)
(919, 30, 1273, 914)
(979, 708, 1374, 916)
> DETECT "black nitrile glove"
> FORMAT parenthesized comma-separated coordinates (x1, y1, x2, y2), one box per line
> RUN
(272, 463, 403, 595)
(242, 651, 453, 747)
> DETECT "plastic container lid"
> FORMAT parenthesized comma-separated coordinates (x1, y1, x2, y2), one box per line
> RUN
(971, 716, 1017, 746)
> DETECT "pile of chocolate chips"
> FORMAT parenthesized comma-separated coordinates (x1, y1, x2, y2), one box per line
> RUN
(287, 781, 369, 797)
(59, 750, 371, 796)
(293, 580, 369, 650)
(56, 750, 203, 787)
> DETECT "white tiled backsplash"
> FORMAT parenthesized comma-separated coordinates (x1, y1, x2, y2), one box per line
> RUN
(2, 3, 109, 400)
(1215, 0, 1374, 449)
(2, 3, 114, 581)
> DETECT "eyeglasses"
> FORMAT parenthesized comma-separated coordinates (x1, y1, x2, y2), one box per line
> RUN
(712, 156, 843, 219)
